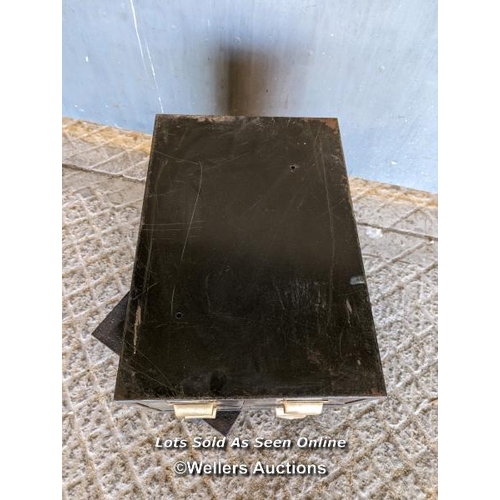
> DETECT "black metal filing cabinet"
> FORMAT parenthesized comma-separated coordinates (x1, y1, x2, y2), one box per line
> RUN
(113, 115, 386, 421)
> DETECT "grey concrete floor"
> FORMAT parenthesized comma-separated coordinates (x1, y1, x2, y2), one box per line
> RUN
(62, 118, 437, 499)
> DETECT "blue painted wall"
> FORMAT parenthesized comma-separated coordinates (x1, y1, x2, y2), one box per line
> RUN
(63, 0, 437, 192)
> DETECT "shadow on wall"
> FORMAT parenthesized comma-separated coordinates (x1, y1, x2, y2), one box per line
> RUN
(212, 46, 300, 117)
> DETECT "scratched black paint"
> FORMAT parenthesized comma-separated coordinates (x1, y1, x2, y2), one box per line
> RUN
(114, 115, 386, 401)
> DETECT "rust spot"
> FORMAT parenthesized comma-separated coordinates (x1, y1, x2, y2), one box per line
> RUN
(300, 117, 339, 134)
(370, 387, 387, 396)
(163, 114, 238, 123)
(317, 117, 339, 132)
